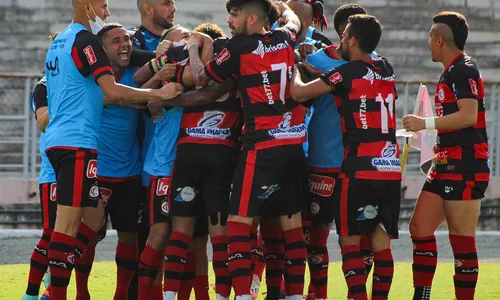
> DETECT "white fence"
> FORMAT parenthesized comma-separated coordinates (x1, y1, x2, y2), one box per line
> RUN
(0, 73, 499, 179)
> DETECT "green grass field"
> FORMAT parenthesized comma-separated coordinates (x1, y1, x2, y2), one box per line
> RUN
(3, 262, 500, 299)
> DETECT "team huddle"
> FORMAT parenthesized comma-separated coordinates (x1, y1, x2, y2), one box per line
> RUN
(22, 0, 489, 300)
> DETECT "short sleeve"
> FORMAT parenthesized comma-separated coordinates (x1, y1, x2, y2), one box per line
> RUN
(320, 65, 350, 93)
(273, 27, 298, 46)
(72, 31, 113, 83)
(205, 39, 240, 83)
(449, 65, 482, 100)
(312, 30, 332, 46)
(33, 79, 47, 112)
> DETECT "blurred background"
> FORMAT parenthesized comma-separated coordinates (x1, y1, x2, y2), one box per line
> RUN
(0, 0, 499, 230)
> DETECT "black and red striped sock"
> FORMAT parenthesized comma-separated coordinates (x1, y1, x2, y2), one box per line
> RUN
(360, 234, 374, 278)
(48, 232, 77, 300)
(114, 242, 138, 300)
(341, 245, 368, 300)
(308, 227, 329, 299)
(74, 222, 97, 259)
(75, 243, 96, 300)
(372, 248, 394, 300)
(261, 223, 285, 299)
(193, 275, 210, 300)
(227, 221, 252, 297)
(177, 251, 196, 300)
(254, 234, 266, 281)
(250, 223, 259, 278)
(450, 235, 479, 300)
(25, 228, 53, 296)
(211, 235, 232, 298)
(283, 227, 307, 297)
(412, 235, 437, 300)
(138, 244, 163, 300)
(164, 231, 191, 293)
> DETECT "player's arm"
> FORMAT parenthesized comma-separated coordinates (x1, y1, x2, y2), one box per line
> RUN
(32, 80, 49, 132)
(275, 1, 301, 34)
(403, 67, 481, 131)
(73, 32, 183, 106)
(187, 36, 213, 87)
(290, 66, 332, 102)
(164, 78, 236, 107)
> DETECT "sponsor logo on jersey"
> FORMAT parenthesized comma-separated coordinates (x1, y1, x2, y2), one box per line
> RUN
(83, 46, 97, 65)
(328, 72, 343, 85)
(216, 48, 230, 65)
(356, 205, 378, 220)
(289, 30, 296, 42)
(438, 87, 445, 102)
(258, 184, 281, 199)
(435, 103, 443, 117)
(174, 187, 198, 202)
(371, 142, 400, 172)
(309, 174, 335, 197)
(87, 160, 97, 179)
(310, 201, 320, 215)
(434, 151, 448, 165)
(50, 183, 57, 201)
(268, 112, 307, 139)
(252, 40, 290, 59)
(186, 111, 231, 139)
(444, 186, 454, 194)
(199, 111, 225, 127)
(359, 95, 368, 129)
(363, 67, 395, 83)
(469, 78, 478, 96)
(100, 187, 112, 207)
(161, 200, 169, 215)
(89, 183, 100, 200)
(156, 178, 170, 196)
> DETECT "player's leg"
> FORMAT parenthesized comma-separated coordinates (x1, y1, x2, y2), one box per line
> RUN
(193, 235, 210, 300)
(104, 178, 141, 300)
(368, 180, 401, 300)
(177, 237, 199, 300)
(260, 219, 285, 300)
(409, 179, 446, 300)
(443, 180, 486, 300)
(138, 176, 171, 300)
(46, 148, 102, 299)
(22, 183, 56, 299)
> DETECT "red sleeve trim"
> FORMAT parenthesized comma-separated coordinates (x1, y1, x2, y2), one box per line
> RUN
(93, 66, 113, 77)
(205, 63, 225, 83)
(72, 47, 83, 69)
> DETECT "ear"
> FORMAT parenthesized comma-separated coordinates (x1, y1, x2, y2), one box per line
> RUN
(248, 13, 259, 27)
(143, 3, 154, 17)
(437, 36, 445, 47)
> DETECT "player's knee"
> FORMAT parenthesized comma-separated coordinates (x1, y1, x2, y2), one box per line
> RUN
(409, 217, 430, 237)
(149, 224, 171, 250)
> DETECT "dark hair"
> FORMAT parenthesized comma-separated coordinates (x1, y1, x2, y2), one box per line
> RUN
(97, 22, 124, 39)
(433, 11, 468, 50)
(193, 23, 226, 39)
(307, 0, 328, 31)
(333, 3, 366, 35)
(225, 0, 279, 26)
(347, 14, 381, 53)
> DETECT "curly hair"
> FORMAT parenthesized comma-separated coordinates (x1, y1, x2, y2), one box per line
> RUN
(193, 23, 227, 39)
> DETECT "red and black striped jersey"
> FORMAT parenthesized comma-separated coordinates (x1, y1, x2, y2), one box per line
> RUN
(320, 57, 401, 180)
(178, 38, 242, 148)
(433, 53, 489, 181)
(204, 28, 306, 150)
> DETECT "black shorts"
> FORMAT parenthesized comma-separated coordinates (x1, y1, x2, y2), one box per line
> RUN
(305, 168, 340, 225)
(100, 176, 143, 233)
(46, 147, 100, 208)
(422, 174, 488, 201)
(39, 183, 57, 229)
(149, 175, 172, 225)
(229, 145, 309, 218)
(333, 177, 400, 238)
(170, 144, 239, 218)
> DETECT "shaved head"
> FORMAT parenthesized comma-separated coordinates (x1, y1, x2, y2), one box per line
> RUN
(287, 0, 313, 21)
(430, 23, 455, 46)
(137, 0, 153, 15)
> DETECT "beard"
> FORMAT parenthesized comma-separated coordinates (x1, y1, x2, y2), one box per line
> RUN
(153, 11, 174, 29)
(339, 43, 350, 61)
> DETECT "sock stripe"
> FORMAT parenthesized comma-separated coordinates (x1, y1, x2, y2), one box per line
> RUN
(212, 243, 227, 252)
(285, 241, 308, 250)
(413, 264, 437, 273)
(138, 266, 158, 278)
(412, 237, 437, 244)
(454, 279, 477, 288)
(213, 261, 227, 268)
(168, 239, 189, 249)
(116, 257, 137, 270)
(49, 241, 74, 252)
(374, 260, 394, 268)
(262, 238, 284, 245)
(455, 252, 478, 260)
(228, 235, 251, 243)
(74, 263, 92, 274)
(76, 232, 90, 245)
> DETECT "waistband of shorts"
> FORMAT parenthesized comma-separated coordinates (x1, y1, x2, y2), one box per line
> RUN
(45, 146, 98, 153)
(98, 175, 141, 182)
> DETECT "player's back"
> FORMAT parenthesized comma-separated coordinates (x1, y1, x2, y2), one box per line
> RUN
(44, 24, 104, 150)
(322, 57, 400, 180)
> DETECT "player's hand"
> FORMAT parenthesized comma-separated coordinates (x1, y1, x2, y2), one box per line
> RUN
(156, 40, 173, 57)
(159, 82, 184, 100)
(274, 1, 289, 16)
(298, 61, 322, 77)
(402, 114, 425, 132)
(298, 44, 317, 59)
(154, 63, 177, 81)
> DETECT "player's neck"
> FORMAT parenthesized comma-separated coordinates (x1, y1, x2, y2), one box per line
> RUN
(141, 19, 164, 37)
(441, 48, 464, 69)
(72, 13, 91, 32)
(112, 65, 125, 81)
(350, 52, 372, 63)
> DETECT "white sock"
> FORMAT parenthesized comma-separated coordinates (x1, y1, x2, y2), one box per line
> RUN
(216, 294, 230, 300)
(235, 295, 252, 300)
(286, 296, 303, 300)
(163, 291, 176, 300)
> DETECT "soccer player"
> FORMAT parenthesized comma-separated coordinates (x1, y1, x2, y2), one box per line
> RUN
(43, 1, 182, 298)
(402, 12, 488, 300)
(291, 14, 401, 300)
(22, 74, 57, 300)
(157, 27, 241, 300)
(95, 23, 145, 300)
(187, 1, 309, 300)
